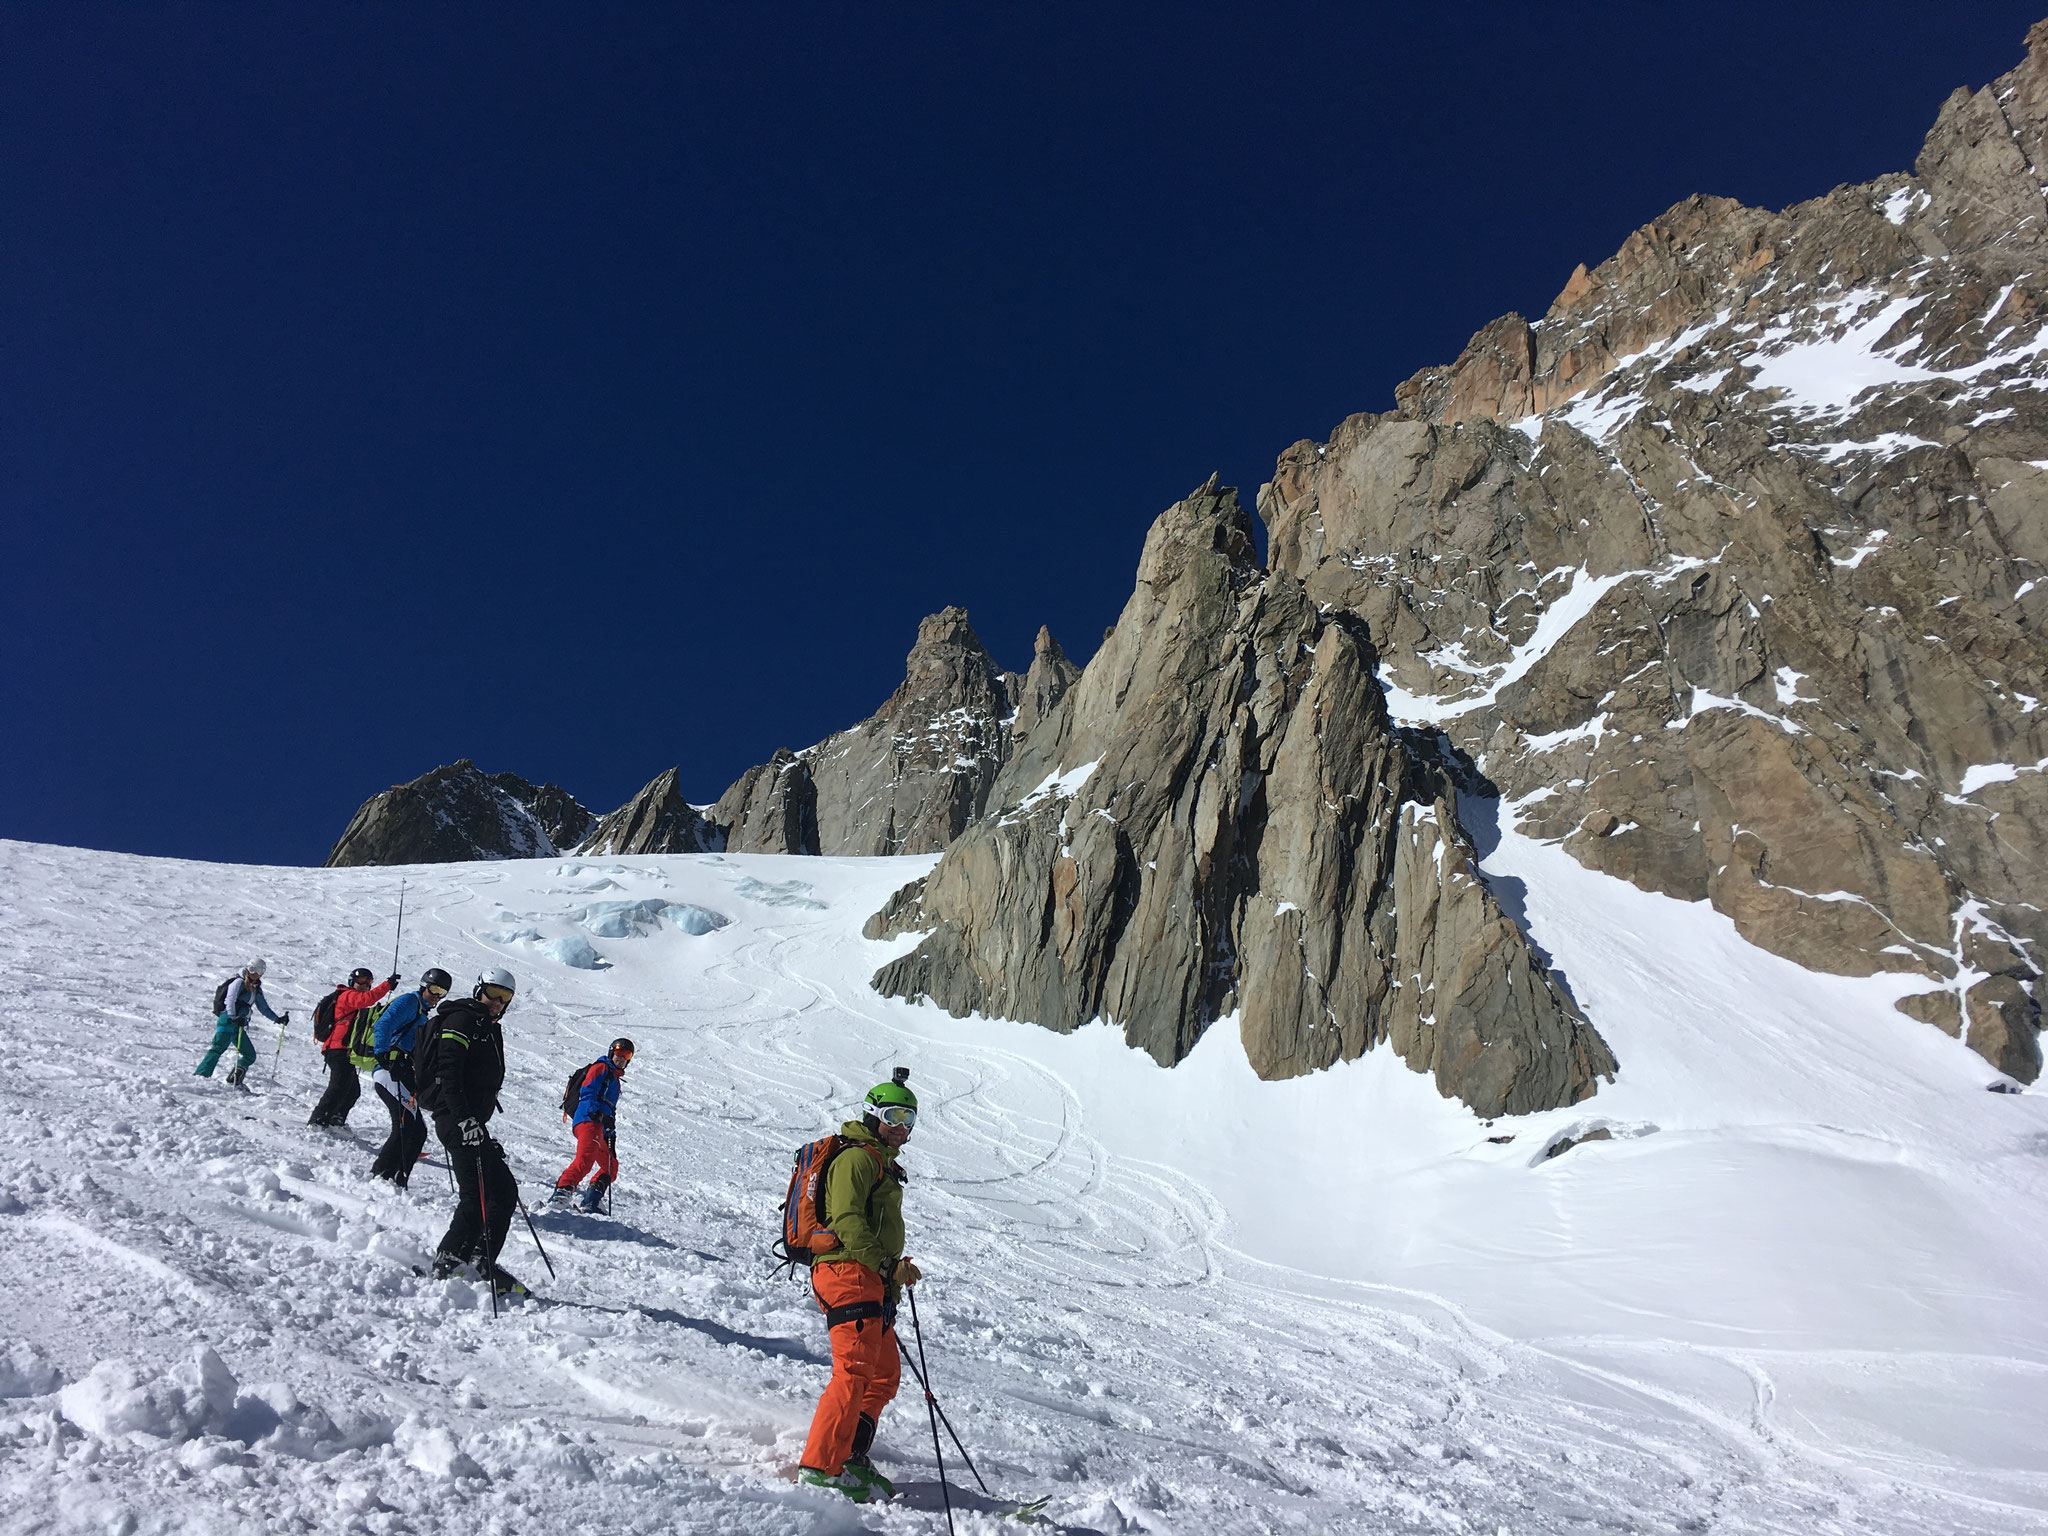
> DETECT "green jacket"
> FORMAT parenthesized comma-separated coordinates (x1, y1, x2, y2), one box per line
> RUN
(813, 1120, 905, 1279)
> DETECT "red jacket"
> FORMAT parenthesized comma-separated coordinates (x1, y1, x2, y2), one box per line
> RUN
(324, 979, 394, 1050)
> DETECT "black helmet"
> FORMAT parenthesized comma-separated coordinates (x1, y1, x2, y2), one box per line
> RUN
(348, 966, 374, 986)
(421, 967, 452, 993)
(609, 1037, 635, 1064)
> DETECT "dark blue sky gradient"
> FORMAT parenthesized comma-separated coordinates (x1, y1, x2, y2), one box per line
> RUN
(6, 4, 2041, 864)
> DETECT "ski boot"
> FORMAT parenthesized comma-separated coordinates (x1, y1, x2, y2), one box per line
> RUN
(482, 1261, 531, 1300)
(224, 1064, 247, 1088)
(797, 1467, 874, 1503)
(580, 1176, 611, 1213)
(841, 1461, 895, 1499)
(429, 1250, 475, 1282)
(548, 1184, 575, 1208)
(844, 1413, 893, 1496)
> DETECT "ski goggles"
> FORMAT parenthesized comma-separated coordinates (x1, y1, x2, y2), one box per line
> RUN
(871, 1103, 917, 1129)
(479, 983, 514, 1005)
(421, 984, 448, 1001)
(611, 1046, 634, 1063)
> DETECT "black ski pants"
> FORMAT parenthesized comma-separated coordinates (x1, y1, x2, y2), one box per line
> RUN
(309, 1047, 360, 1126)
(433, 1114, 516, 1268)
(369, 1055, 428, 1185)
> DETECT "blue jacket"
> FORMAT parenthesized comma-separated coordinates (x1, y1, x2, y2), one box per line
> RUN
(373, 990, 433, 1055)
(572, 1059, 622, 1127)
(220, 977, 282, 1025)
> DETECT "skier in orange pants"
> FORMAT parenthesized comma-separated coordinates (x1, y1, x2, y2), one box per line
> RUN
(798, 1073, 922, 1501)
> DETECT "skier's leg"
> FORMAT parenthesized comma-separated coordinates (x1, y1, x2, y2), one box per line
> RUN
(310, 1048, 350, 1124)
(802, 1265, 886, 1476)
(554, 1120, 602, 1192)
(862, 1320, 902, 1422)
(195, 1018, 236, 1076)
(434, 1118, 483, 1264)
(479, 1142, 517, 1265)
(369, 1081, 406, 1178)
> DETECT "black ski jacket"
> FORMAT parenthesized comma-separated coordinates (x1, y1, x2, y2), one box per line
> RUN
(415, 997, 505, 1125)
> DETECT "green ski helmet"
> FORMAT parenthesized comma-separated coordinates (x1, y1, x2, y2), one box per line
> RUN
(863, 1068, 918, 1131)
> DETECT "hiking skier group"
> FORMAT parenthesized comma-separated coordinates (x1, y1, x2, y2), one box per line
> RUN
(192, 953, 925, 1504)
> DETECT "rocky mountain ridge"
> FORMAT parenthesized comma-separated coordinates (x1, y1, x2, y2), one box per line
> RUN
(325, 22, 2047, 1101)
(325, 761, 594, 868)
(1255, 20, 2048, 1080)
(868, 478, 1617, 1117)
(325, 606, 1075, 865)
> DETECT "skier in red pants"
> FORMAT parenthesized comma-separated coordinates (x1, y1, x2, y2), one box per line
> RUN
(551, 1038, 632, 1212)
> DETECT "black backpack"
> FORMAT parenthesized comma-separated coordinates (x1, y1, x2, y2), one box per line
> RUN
(412, 1000, 462, 1112)
(212, 976, 235, 1015)
(561, 1063, 588, 1120)
(311, 987, 342, 1043)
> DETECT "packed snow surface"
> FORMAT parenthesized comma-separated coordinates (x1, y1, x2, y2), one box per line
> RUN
(1, 833, 2044, 1534)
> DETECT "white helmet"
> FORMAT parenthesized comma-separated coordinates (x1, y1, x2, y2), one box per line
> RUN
(244, 958, 267, 977)
(474, 967, 517, 1001)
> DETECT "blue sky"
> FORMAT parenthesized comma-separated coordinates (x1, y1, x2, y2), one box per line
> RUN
(5, 3, 2040, 863)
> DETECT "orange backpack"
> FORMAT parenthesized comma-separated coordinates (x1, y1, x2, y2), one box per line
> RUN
(773, 1133, 878, 1275)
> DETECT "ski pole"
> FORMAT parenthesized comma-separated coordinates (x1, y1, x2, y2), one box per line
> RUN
(477, 1162, 497, 1319)
(391, 879, 406, 976)
(906, 1286, 956, 1534)
(517, 1196, 557, 1280)
(898, 1308, 992, 1496)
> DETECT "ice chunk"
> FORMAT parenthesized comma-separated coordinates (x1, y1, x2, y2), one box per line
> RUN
(576, 898, 729, 937)
(576, 899, 671, 938)
(663, 903, 729, 935)
(731, 876, 828, 910)
(539, 936, 607, 970)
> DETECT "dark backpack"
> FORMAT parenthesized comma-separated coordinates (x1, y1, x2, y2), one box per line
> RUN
(412, 1001, 464, 1112)
(561, 1060, 614, 1120)
(311, 988, 342, 1043)
(212, 976, 235, 1016)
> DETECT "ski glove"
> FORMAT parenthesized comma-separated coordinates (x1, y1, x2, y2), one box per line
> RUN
(456, 1116, 485, 1147)
(386, 973, 402, 989)
(894, 1257, 923, 1288)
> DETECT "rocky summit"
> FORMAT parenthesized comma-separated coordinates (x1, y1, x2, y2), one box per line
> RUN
(1248, 23, 2048, 1082)
(324, 760, 594, 868)
(578, 767, 719, 856)
(869, 478, 1617, 1118)
(716, 606, 1079, 856)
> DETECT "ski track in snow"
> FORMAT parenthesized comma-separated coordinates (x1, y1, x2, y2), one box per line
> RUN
(0, 840, 2043, 1534)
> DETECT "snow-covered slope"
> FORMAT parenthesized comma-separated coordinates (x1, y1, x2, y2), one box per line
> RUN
(1, 834, 2043, 1534)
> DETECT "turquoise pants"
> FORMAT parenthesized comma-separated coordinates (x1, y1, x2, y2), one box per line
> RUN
(195, 1015, 257, 1076)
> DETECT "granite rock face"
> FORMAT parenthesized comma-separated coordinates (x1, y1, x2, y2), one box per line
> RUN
(1257, 22, 2048, 1079)
(714, 606, 1078, 857)
(871, 478, 1616, 1117)
(710, 749, 820, 855)
(577, 768, 720, 855)
(325, 760, 594, 868)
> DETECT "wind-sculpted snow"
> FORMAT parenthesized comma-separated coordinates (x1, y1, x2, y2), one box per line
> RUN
(0, 840, 2045, 1531)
